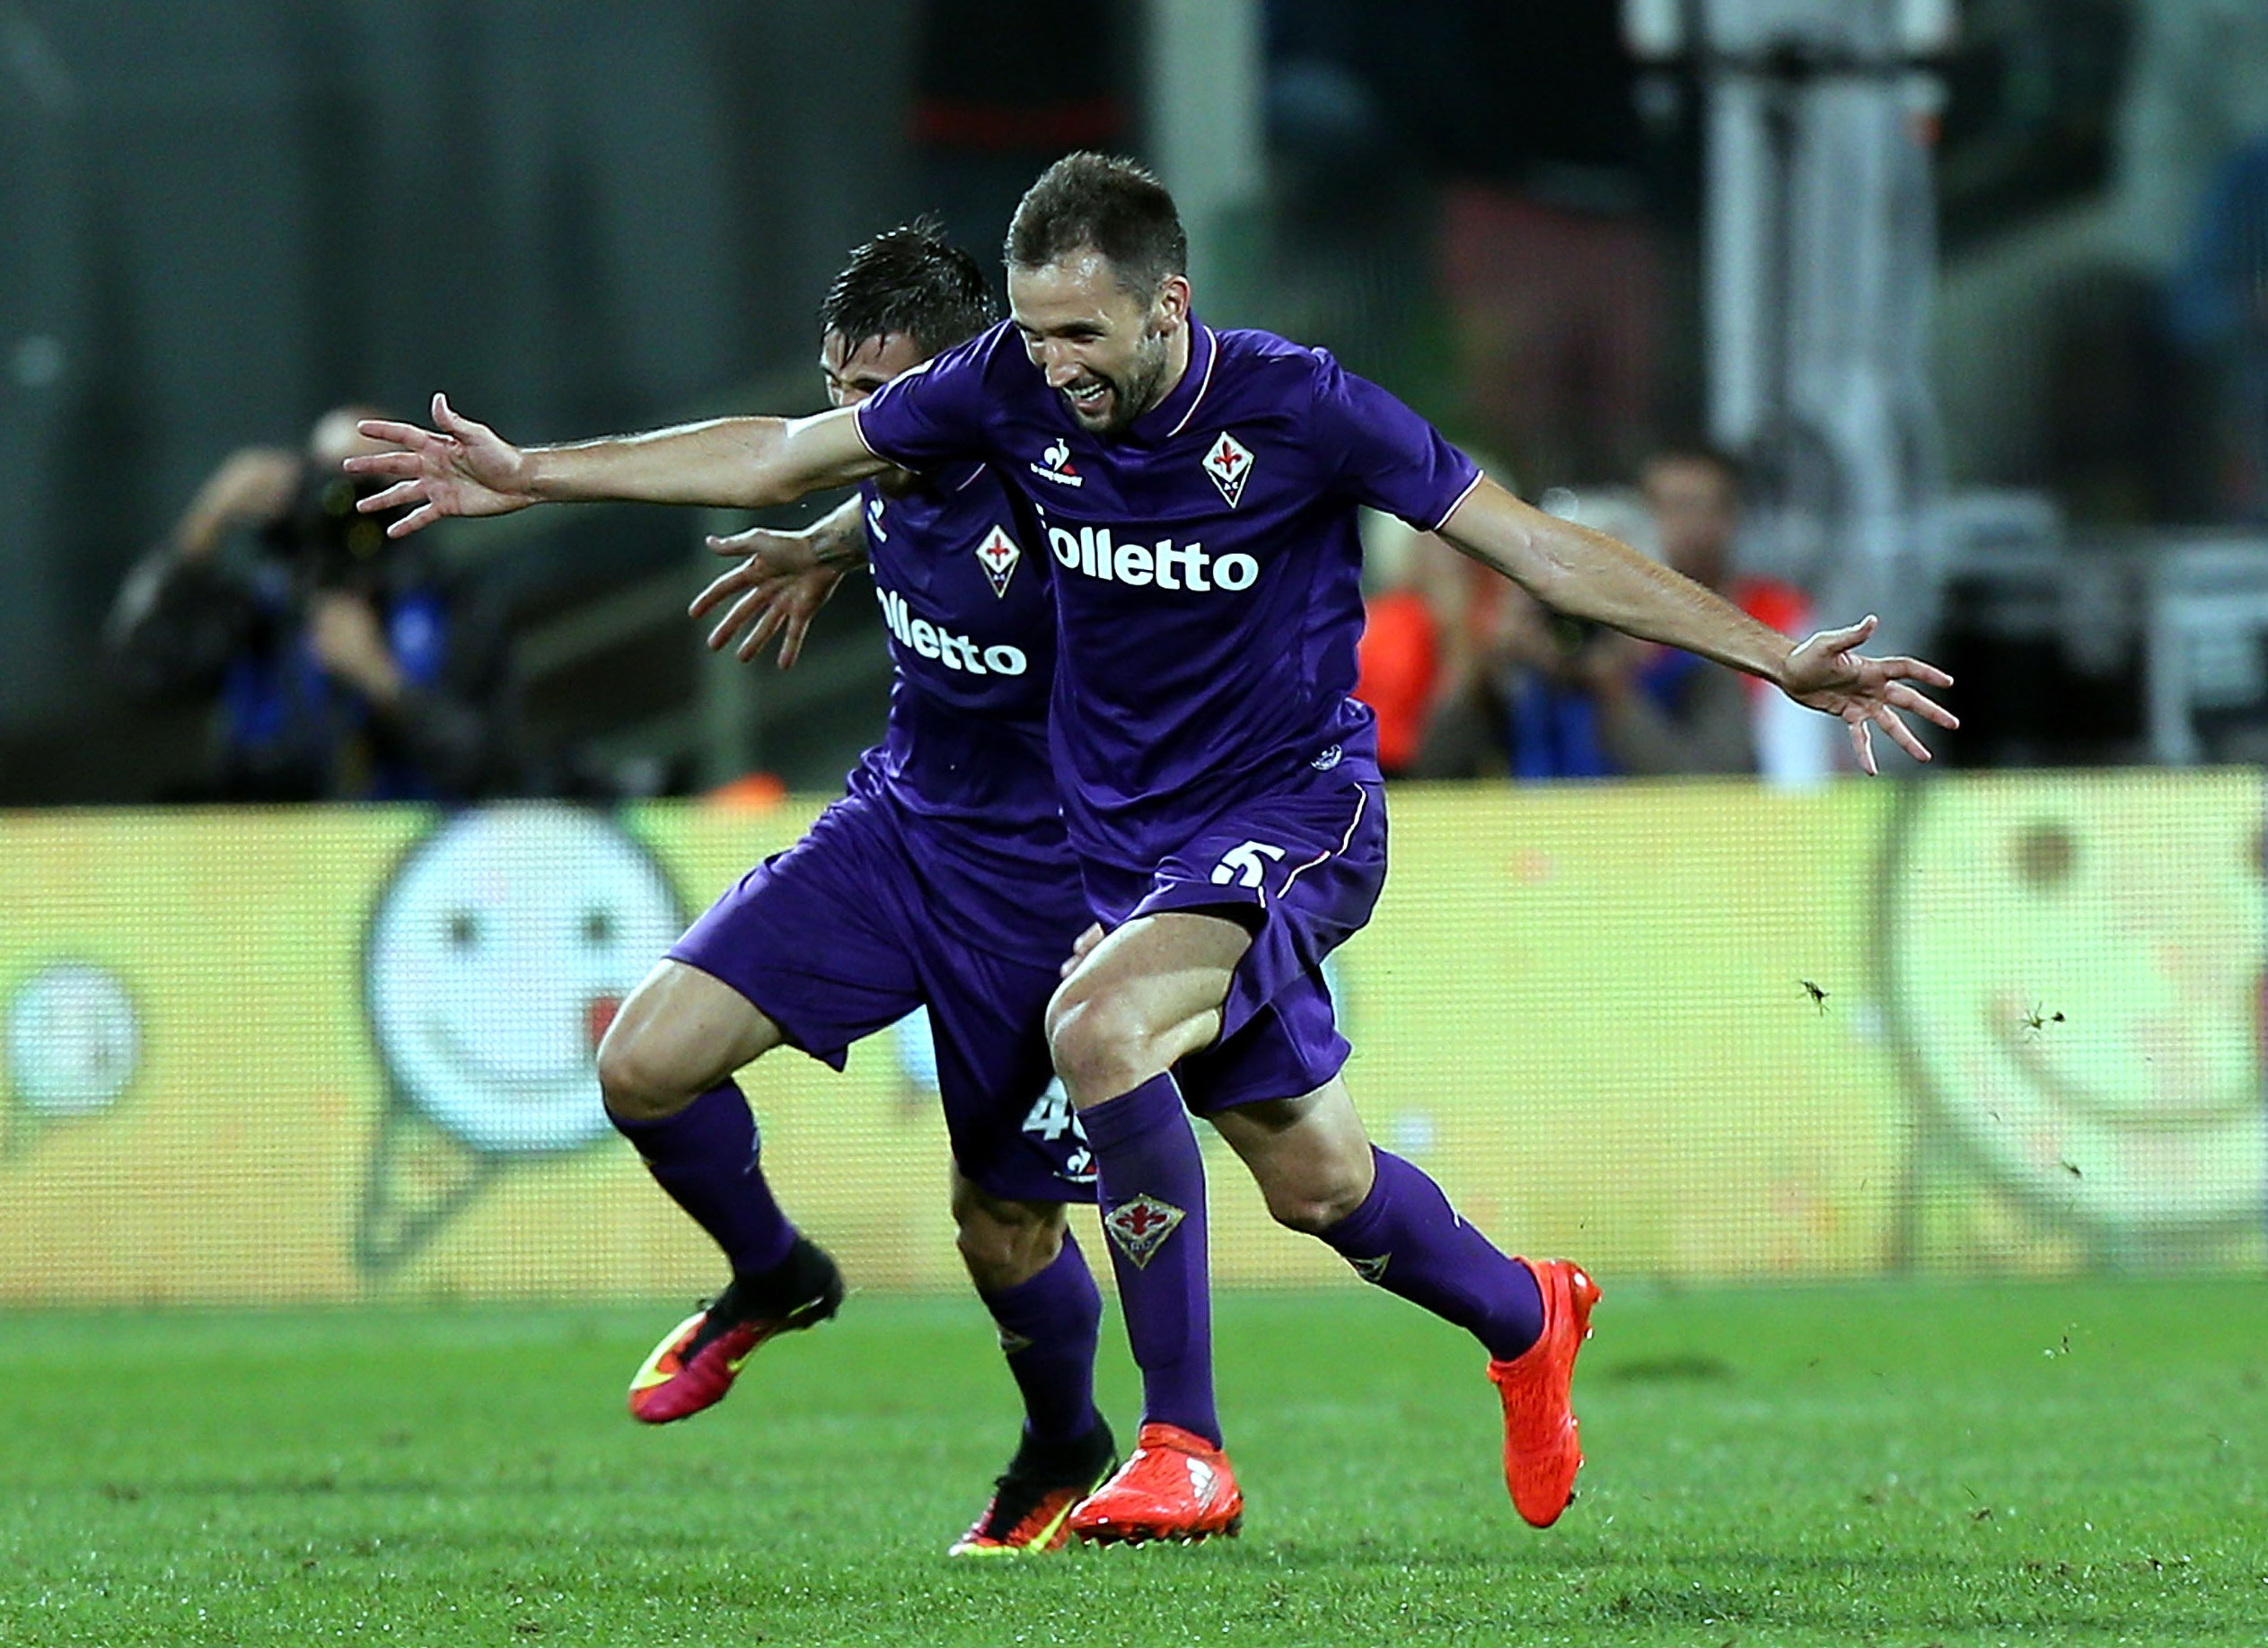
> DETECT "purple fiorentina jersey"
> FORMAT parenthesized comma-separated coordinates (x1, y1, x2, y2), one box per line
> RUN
(856, 319, 1481, 872)
(843, 462, 1080, 957)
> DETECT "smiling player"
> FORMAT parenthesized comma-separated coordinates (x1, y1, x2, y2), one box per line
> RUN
(351, 155, 1955, 1544)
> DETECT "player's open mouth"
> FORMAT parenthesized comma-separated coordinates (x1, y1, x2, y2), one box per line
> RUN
(1066, 380, 1112, 416)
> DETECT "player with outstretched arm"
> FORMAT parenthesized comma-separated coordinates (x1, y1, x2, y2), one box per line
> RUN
(353, 154, 1955, 1545)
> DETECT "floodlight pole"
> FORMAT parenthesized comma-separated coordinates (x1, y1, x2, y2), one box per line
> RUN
(1630, 0, 1954, 767)
(1147, 0, 1265, 308)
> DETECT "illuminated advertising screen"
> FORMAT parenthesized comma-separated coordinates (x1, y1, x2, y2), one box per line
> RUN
(2, 776, 2258, 1305)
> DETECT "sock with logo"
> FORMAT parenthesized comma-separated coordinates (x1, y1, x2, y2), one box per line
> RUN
(978, 1230, 1105, 1447)
(1080, 1073, 1220, 1447)
(608, 1082, 797, 1281)
(1319, 1148, 1544, 1361)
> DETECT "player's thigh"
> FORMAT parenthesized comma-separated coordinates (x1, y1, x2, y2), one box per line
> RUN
(664, 795, 927, 1074)
(597, 958, 786, 1114)
(1205, 1074, 1376, 1232)
(1104, 773, 1384, 1051)
(1044, 909, 1253, 1100)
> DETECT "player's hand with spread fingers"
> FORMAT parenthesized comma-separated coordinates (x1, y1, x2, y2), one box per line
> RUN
(1779, 613, 1958, 775)
(345, 394, 538, 538)
(691, 525, 847, 669)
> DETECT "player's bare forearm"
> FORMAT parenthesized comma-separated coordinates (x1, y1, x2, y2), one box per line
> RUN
(1437, 477, 1794, 688)
(803, 495, 873, 572)
(530, 409, 884, 512)
(352, 397, 888, 538)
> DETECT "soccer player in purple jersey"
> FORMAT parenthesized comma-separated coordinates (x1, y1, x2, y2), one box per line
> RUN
(585, 223, 1124, 1555)
(352, 155, 1956, 1545)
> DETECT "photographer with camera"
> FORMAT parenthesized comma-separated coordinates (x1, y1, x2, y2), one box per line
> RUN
(106, 406, 521, 802)
(1411, 448, 1768, 780)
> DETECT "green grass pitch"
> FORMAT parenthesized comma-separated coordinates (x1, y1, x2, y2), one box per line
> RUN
(3, 1278, 2263, 1646)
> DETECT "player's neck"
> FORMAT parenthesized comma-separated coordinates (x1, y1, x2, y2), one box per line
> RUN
(1157, 321, 1194, 407)
(1127, 320, 1195, 428)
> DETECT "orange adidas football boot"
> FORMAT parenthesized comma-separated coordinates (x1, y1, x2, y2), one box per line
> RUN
(948, 1421, 1120, 1556)
(627, 1238, 843, 1424)
(1067, 1421, 1243, 1544)
(1487, 1257, 1601, 1527)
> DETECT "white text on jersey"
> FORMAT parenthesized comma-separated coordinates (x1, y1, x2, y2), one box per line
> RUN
(874, 586, 1028, 675)
(1044, 524, 1258, 592)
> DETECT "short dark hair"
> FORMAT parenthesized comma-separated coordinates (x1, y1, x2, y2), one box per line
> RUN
(1006, 152, 1188, 297)
(818, 217, 997, 357)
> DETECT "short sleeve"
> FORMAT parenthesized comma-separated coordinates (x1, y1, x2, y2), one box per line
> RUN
(853, 321, 1011, 474)
(1306, 351, 1482, 531)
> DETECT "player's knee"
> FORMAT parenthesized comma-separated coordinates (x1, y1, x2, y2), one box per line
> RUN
(953, 1197, 1066, 1291)
(1259, 1186, 1341, 1236)
(1046, 989, 1165, 1102)
(1255, 1162, 1371, 1236)
(595, 1014, 698, 1124)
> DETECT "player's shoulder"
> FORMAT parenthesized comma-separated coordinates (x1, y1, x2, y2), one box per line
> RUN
(1212, 325, 1333, 379)
(905, 459, 1015, 515)
(934, 319, 1032, 384)
(1209, 326, 1350, 412)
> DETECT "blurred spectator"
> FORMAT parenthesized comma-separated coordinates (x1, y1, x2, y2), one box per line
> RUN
(2167, 133, 2268, 524)
(1640, 443, 1832, 785)
(1354, 579, 1439, 776)
(1411, 444, 1831, 782)
(1355, 511, 1465, 777)
(1411, 581, 1754, 781)
(104, 408, 522, 802)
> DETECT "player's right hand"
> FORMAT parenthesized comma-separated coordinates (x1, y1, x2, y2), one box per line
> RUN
(346, 393, 538, 538)
(690, 527, 842, 669)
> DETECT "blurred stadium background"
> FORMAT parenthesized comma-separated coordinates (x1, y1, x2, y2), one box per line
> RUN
(2, 0, 2264, 1305)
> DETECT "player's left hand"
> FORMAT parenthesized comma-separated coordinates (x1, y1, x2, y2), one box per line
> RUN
(1780, 614, 1957, 775)
(690, 527, 842, 668)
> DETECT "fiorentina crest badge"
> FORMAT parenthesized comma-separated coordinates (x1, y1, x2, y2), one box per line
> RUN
(974, 524, 1021, 598)
(1201, 431, 1253, 507)
(1103, 1193, 1187, 1269)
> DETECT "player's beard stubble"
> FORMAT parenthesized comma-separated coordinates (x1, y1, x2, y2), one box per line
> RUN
(1066, 322, 1174, 436)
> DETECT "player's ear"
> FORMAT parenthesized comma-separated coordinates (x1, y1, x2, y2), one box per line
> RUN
(1150, 274, 1191, 335)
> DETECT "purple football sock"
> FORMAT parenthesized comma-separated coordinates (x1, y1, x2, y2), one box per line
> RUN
(1320, 1148, 1544, 1361)
(1080, 1073, 1219, 1446)
(980, 1230, 1105, 1446)
(609, 1082, 797, 1280)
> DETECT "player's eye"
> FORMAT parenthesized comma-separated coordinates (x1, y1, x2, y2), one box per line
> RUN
(582, 909, 614, 946)
(2012, 822, 2076, 889)
(444, 910, 480, 949)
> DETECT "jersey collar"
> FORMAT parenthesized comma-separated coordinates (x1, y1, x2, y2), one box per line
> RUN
(1126, 317, 1218, 447)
